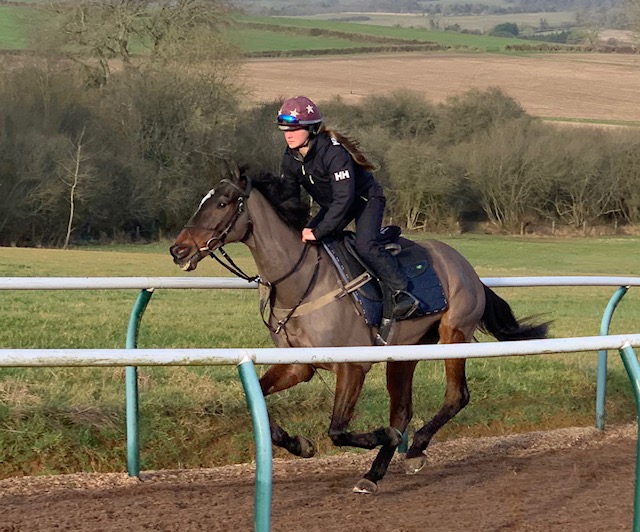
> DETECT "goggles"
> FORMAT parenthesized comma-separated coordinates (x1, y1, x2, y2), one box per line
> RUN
(276, 114, 306, 131)
(277, 114, 300, 125)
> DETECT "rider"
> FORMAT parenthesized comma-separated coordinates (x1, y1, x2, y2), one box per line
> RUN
(276, 95, 420, 323)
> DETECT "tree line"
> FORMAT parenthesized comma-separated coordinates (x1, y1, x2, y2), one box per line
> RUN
(2, 66, 640, 247)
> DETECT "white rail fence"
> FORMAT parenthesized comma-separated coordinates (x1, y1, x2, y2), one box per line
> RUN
(1, 276, 640, 531)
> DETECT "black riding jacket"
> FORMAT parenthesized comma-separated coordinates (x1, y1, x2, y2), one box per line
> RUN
(280, 132, 383, 240)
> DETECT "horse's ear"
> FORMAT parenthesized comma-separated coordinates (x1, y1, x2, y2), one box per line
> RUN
(225, 160, 241, 181)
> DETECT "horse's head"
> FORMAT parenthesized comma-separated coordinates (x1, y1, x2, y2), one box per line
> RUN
(169, 163, 252, 271)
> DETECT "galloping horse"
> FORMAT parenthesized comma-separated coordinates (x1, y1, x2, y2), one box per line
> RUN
(169, 165, 549, 494)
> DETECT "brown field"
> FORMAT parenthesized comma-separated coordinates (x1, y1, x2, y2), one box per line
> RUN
(242, 52, 640, 123)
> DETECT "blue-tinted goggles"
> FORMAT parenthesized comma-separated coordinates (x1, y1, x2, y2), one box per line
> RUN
(277, 114, 301, 125)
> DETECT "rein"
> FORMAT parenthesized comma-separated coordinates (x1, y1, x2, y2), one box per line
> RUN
(181, 177, 324, 342)
(259, 244, 321, 340)
(183, 178, 258, 282)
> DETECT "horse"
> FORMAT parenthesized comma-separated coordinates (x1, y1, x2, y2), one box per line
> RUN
(169, 164, 549, 494)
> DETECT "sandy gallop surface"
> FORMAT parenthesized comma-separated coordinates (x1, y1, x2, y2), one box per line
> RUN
(0, 424, 637, 531)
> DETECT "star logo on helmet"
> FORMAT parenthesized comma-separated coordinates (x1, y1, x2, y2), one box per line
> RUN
(289, 109, 299, 117)
(306, 105, 314, 114)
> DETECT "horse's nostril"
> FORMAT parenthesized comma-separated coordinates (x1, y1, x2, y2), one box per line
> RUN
(169, 244, 190, 260)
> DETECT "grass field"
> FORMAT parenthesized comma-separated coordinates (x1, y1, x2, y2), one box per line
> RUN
(1, 235, 639, 477)
(0, 7, 538, 53)
(302, 11, 578, 33)
(237, 15, 531, 52)
(0, 6, 41, 50)
(227, 28, 384, 52)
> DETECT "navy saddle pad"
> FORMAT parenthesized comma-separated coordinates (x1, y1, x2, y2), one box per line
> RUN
(323, 229, 448, 328)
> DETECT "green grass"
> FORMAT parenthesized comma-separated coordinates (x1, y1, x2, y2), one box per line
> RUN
(0, 8, 576, 55)
(542, 117, 640, 128)
(0, 6, 38, 50)
(1, 235, 639, 477)
(227, 28, 384, 52)
(305, 11, 578, 34)
(237, 15, 540, 53)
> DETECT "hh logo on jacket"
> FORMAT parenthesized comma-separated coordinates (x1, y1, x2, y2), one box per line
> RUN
(334, 170, 350, 181)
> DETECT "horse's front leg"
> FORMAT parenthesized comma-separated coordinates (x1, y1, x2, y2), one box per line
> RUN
(404, 325, 471, 475)
(327, 363, 402, 451)
(259, 363, 316, 458)
(353, 360, 418, 494)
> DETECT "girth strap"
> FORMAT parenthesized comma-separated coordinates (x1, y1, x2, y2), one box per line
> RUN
(270, 271, 371, 320)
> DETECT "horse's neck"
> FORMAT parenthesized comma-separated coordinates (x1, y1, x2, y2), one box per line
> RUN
(245, 193, 325, 303)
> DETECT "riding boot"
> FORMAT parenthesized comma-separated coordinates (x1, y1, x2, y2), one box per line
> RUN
(392, 289, 420, 321)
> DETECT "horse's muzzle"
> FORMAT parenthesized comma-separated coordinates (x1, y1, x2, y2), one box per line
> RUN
(169, 243, 200, 271)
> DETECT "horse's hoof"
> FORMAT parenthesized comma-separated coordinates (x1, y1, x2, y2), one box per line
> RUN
(352, 478, 378, 494)
(297, 436, 315, 458)
(404, 454, 427, 475)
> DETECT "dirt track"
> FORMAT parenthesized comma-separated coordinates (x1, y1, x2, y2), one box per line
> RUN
(1, 424, 636, 531)
(242, 53, 640, 122)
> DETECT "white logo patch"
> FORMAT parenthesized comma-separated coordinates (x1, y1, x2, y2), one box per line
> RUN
(330, 136, 341, 146)
(334, 170, 350, 181)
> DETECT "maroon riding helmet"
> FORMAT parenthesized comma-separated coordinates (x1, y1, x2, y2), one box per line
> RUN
(276, 96, 323, 131)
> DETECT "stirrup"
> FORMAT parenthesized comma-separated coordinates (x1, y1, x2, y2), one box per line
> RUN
(392, 290, 420, 320)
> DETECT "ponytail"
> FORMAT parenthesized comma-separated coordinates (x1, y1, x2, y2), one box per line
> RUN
(320, 125, 377, 171)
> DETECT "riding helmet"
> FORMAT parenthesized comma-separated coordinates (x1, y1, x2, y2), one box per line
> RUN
(276, 96, 323, 132)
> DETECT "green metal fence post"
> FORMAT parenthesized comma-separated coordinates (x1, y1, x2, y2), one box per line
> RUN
(596, 286, 629, 430)
(618, 343, 640, 532)
(238, 356, 272, 532)
(125, 288, 154, 477)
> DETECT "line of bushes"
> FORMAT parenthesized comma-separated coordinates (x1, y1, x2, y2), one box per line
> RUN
(245, 43, 447, 58)
(239, 21, 434, 46)
(2, 55, 640, 247)
(505, 43, 639, 53)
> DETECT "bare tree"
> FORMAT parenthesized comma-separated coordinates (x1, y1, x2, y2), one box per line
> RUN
(548, 131, 620, 232)
(460, 119, 553, 232)
(57, 126, 97, 248)
(38, 0, 234, 86)
(387, 141, 457, 231)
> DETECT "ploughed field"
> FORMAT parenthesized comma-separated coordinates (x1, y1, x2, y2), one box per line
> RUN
(242, 52, 640, 123)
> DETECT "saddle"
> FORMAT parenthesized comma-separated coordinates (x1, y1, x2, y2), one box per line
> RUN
(322, 227, 448, 328)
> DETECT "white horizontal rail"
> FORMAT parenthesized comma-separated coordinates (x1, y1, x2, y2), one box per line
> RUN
(0, 277, 258, 290)
(1, 334, 640, 367)
(0, 275, 640, 290)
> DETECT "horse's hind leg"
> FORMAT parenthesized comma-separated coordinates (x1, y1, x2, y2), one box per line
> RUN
(259, 364, 316, 458)
(405, 326, 471, 475)
(353, 360, 418, 494)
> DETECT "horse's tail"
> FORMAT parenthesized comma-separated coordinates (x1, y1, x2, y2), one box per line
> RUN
(479, 284, 550, 341)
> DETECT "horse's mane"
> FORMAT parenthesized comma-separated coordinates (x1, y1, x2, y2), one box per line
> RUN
(247, 170, 310, 231)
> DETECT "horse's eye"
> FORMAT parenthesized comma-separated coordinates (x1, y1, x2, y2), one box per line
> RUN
(218, 202, 227, 209)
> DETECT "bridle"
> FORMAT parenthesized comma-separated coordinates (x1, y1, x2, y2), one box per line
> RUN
(179, 177, 322, 342)
(182, 178, 257, 282)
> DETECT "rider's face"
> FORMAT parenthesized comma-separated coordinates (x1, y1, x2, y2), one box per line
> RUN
(283, 128, 310, 150)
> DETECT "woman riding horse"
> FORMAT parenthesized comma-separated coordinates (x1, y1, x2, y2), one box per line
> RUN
(276, 95, 420, 333)
(169, 161, 549, 494)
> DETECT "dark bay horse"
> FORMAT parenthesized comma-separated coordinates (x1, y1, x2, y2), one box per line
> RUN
(169, 166, 549, 494)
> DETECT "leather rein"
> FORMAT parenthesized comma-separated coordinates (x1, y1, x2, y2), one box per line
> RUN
(180, 178, 322, 342)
